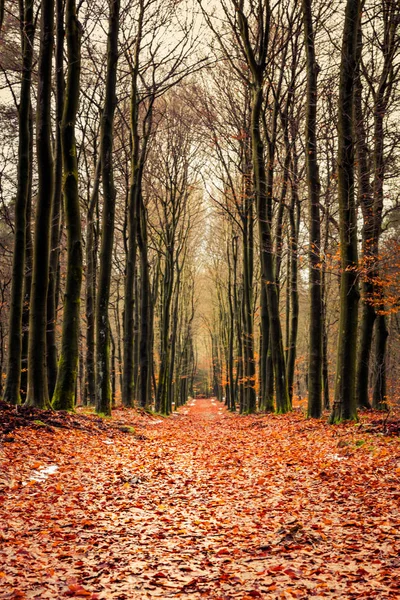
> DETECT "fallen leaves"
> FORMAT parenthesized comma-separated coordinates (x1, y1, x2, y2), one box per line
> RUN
(0, 399, 400, 598)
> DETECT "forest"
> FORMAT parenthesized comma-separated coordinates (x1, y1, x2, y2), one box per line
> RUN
(0, 0, 400, 598)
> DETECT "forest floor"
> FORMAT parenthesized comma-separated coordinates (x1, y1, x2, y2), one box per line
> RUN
(0, 399, 399, 599)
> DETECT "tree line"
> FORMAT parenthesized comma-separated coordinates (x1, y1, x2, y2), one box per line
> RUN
(0, 0, 399, 421)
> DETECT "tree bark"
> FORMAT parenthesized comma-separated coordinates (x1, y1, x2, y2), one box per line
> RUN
(95, 0, 120, 415)
(252, 84, 289, 413)
(330, 0, 360, 423)
(122, 1, 143, 407)
(303, 0, 323, 418)
(25, 0, 55, 408)
(354, 41, 374, 409)
(46, 0, 65, 399)
(52, 0, 82, 411)
(20, 107, 34, 402)
(85, 159, 101, 406)
(2, 0, 34, 405)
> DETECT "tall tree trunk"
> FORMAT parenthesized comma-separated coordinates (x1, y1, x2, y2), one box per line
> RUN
(330, 0, 360, 423)
(226, 241, 236, 411)
(95, 0, 120, 415)
(303, 0, 323, 418)
(20, 107, 34, 402)
(133, 270, 140, 402)
(354, 31, 374, 409)
(252, 85, 289, 413)
(321, 204, 330, 409)
(242, 175, 256, 413)
(47, 0, 65, 399)
(85, 159, 101, 406)
(287, 172, 300, 403)
(110, 323, 116, 408)
(2, 0, 34, 405)
(137, 199, 151, 409)
(373, 311, 388, 409)
(122, 3, 143, 407)
(52, 0, 82, 410)
(156, 250, 174, 414)
(25, 0, 55, 408)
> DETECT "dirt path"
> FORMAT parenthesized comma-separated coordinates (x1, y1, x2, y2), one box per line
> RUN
(0, 398, 399, 599)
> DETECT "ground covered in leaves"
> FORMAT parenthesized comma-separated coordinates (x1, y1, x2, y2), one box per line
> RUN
(0, 399, 399, 599)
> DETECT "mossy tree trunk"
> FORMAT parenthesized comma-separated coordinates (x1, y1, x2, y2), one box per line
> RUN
(52, 0, 82, 411)
(2, 0, 35, 405)
(330, 0, 361, 423)
(95, 0, 120, 416)
(25, 0, 55, 409)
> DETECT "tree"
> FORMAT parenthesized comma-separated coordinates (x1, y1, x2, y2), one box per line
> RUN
(234, 0, 290, 413)
(46, 0, 65, 400)
(330, 0, 361, 423)
(303, 0, 323, 418)
(25, 0, 55, 408)
(2, 0, 34, 405)
(52, 0, 82, 411)
(95, 0, 120, 416)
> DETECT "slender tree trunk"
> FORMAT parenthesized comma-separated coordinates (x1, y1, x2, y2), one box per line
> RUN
(373, 311, 388, 409)
(370, 93, 389, 411)
(52, 0, 82, 411)
(2, 0, 34, 405)
(287, 174, 300, 403)
(321, 205, 330, 409)
(20, 108, 33, 402)
(303, 0, 323, 418)
(122, 172, 138, 407)
(252, 85, 289, 413)
(226, 241, 236, 411)
(122, 3, 143, 407)
(168, 269, 181, 413)
(95, 0, 120, 415)
(133, 271, 140, 402)
(137, 201, 151, 408)
(25, 0, 55, 408)
(110, 324, 116, 409)
(242, 180, 256, 413)
(330, 0, 360, 423)
(354, 33, 374, 409)
(156, 251, 174, 414)
(85, 159, 101, 406)
(47, 0, 65, 399)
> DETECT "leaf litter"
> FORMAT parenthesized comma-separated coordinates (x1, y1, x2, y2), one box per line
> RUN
(0, 399, 399, 598)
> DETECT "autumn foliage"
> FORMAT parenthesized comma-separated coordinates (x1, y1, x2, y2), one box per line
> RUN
(1, 399, 399, 599)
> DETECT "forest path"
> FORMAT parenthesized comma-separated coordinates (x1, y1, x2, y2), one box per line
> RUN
(1, 399, 399, 599)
